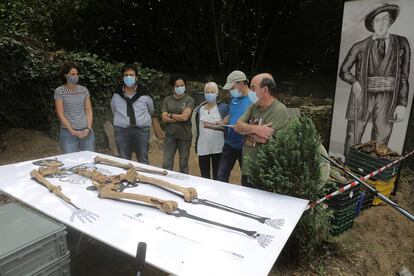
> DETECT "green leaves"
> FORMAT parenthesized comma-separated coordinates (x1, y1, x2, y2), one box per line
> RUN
(0, 36, 170, 147)
(245, 116, 332, 261)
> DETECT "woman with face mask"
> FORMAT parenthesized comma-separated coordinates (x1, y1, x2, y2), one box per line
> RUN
(161, 75, 195, 174)
(111, 64, 154, 163)
(194, 82, 229, 180)
(54, 62, 95, 153)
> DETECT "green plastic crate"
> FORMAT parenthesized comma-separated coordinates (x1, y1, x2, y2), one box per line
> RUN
(325, 180, 360, 209)
(346, 147, 400, 181)
(330, 211, 355, 226)
(330, 220, 354, 236)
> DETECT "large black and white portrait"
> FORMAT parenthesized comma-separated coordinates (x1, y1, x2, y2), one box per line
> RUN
(329, 0, 413, 157)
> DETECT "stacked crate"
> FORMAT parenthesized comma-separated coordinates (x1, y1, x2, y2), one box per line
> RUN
(346, 147, 400, 181)
(346, 147, 399, 208)
(0, 203, 70, 276)
(359, 188, 375, 211)
(326, 181, 360, 236)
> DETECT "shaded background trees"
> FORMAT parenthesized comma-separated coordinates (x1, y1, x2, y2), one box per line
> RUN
(51, 0, 344, 95)
(1, 0, 346, 93)
(1, 0, 413, 172)
(0, 0, 345, 132)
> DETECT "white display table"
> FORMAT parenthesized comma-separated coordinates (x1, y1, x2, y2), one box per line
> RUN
(0, 151, 308, 276)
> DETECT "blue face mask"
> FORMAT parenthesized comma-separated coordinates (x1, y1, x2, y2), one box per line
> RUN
(175, 86, 185, 95)
(205, 93, 217, 103)
(66, 75, 79, 84)
(230, 89, 241, 98)
(248, 91, 259, 104)
(123, 76, 136, 87)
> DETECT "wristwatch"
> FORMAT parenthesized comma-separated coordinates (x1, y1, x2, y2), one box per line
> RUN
(169, 113, 173, 119)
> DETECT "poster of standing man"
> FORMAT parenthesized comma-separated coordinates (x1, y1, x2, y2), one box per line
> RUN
(329, 0, 413, 158)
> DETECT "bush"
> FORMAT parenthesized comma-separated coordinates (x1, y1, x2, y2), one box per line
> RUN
(245, 116, 332, 262)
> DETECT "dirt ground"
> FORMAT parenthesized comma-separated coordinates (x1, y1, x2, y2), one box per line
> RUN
(0, 128, 413, 276)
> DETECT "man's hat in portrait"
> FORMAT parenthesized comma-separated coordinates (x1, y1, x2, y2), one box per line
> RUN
(364, 3, 399, 32)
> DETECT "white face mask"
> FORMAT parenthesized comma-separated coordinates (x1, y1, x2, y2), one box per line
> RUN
(230, 89, 241, 98)
(123, 76, 136, 87)
(175, 86, 185, 95)
(205, 93, 217, 103)
(248, 90, 259, 104)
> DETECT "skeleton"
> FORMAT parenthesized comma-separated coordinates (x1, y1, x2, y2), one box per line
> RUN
(30, 169, 98, 223)
(33, 159, 110, 184)
(70, 166, 275, 247)
(94, 156, 189, 180)
(94, 156, 168, 176)
(74, 167, 178, 213)
(92, 156, 285, 229)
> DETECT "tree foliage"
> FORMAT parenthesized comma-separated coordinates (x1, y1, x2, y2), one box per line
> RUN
(0, 0, 176, 147)
(245, 116, 332, 261)
(48, 0, 343, 87)
(0, 37, 170, 147)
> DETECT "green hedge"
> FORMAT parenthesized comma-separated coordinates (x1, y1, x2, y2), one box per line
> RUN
(0, 35, 171, 148)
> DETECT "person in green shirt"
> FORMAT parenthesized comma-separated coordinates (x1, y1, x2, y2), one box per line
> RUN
(161, 74, 195, 174)
(234, 73, 289, 187)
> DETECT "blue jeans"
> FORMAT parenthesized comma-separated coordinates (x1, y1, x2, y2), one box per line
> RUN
(217, 143, 242, 182)
(114, 126, 150, 164)
(60, 128, 96, 154)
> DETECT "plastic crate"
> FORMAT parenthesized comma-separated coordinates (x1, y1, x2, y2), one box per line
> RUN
(346, 147, 400, 181)
(330, 220, 354, 236)
(359, 187, 375, 211)
(325, 181, 360, 210)
(0, 203, 69, 276)
(366, 177, 396, 205)
(332, 204, 355, 217)
(326, 181, 359, 235)
(330, 210, 355, 226)
(32, 252, 71, 276)
(330, 204, 356, 225)
(327, 192, 360, 210)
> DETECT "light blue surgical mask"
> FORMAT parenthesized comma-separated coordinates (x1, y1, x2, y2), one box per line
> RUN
(230, 89, 241, 98)
(66, 75, 79, 84)
(175, 86, 185, 95)
(204, 93, 217, 103)
(123, 76, 136, 87)
(248, 90, 258, 104)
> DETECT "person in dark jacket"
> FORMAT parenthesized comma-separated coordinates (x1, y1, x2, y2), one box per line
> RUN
(194, 82, 229, 180)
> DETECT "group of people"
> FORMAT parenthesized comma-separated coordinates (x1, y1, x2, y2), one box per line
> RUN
(54, 63, 289, 187)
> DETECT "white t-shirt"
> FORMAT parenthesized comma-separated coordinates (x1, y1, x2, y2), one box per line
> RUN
(197, 105, 225, 156)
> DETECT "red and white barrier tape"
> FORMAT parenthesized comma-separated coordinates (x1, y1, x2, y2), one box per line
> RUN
(306, 149, 414, 210)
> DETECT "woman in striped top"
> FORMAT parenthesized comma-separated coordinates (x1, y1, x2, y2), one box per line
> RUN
(54, 62, 95, 153)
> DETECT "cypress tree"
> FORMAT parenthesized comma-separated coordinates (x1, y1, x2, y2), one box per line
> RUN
(246, 116, 332, 262)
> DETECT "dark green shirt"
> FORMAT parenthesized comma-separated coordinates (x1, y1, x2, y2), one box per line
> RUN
(161, 94, 195, 140)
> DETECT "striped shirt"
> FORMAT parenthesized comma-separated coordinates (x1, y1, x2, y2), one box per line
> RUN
(54, 85, 90, 129)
